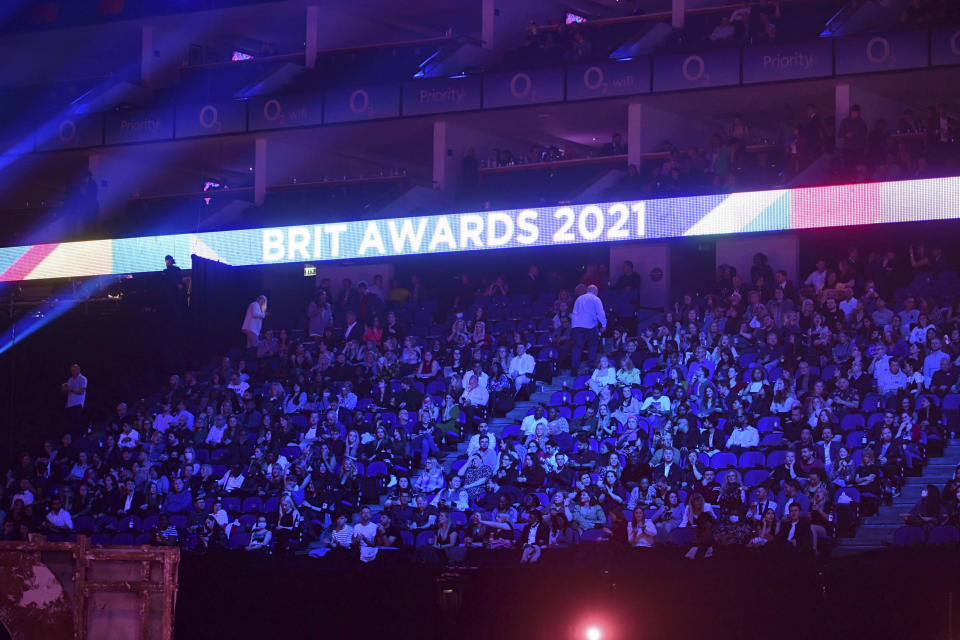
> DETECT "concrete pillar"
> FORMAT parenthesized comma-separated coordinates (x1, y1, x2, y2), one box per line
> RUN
(432, 120, 449, 193)
(834, 81, 909, 139)
(433, 120, 510, 196)
(255, 138, 268, 205)
(672, 0, 685, 30)
(716, 234, 799, 289)
(627, 103, 645, 169)
(481, 0, 564, 53)
(627, 101, 715, 166)
(305, 5, 319, 69)
(609, 241, 670, 311)
(481, 0, 494, 49)
(87, 152, 123, 222)
(141, 26, 154, 88)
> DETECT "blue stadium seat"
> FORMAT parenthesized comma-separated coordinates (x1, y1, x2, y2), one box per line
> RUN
(738, 452, 765, 469)
(766, 450, 787, 468)
(840, 413, 865, 432)
(756, 416, 779, 433)
(242, 497, 264, 514)
(117, 516, 140, 533)
(112, 533, 135, 546)
(709, 452, 736, 469)
(743, 470, 770, 487)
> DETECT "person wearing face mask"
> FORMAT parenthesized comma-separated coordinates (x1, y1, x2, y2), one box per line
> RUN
(246, 516, 273, 551)
(714, 503, 752, 547)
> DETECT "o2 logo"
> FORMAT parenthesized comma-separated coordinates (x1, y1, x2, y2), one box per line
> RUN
(348, 90, 371, 117)
(58, 119, 77, 143)
(681, 55, 711, 85)
(198, 105, 221, 131)
(865, 37, 896, 68)
(509, 72, 537, 102)
(583, 66, 608, 93)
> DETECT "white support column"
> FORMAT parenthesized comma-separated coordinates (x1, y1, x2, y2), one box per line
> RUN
(628, 101, 715, 166)
(141, 26, 154, 88)
(87, 153, 105, 225)
(305, 5, 319, 69)
(610, 242, 671, 310)
(716, 234, 799, 288)
(255, 138, 268, 205)
(672, 0, 685, 30)
(627, 102, 644, 169)
(481, 0, 495, 49)
(835, 80, 910, 139)
(835, 82, 852, 140)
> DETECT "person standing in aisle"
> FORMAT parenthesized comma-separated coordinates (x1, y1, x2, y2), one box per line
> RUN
(570, 284, 606, 374)
(241, 295, 267, 349)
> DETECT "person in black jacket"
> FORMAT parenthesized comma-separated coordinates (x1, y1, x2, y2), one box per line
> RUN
(546, 452, 575, 492)
(519, 509, 551, 563)
(652, 448, 683, 489)
(197, 515, 228, 553)
(775, 502, 814, 553)
(396, 378, 424, 411)
(876, 426, 905, 496)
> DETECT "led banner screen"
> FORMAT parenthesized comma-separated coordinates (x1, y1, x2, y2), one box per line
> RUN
(175, 101, 247, 138)
(931, 27, 960, 67)
(483, 68, 565, 108)
(248, 93, 324, 131)
(35, 113, 103, 151)
(1, 177, 958, 282)
(566, 60, 651, 101)
(324, 85, 400, 123)
(104, 107, 174, 145)
(835, 31, 929, 75)
(401, 76, 481, 116)
(652, 49, 740, 92)
(741, 40, 833, 84)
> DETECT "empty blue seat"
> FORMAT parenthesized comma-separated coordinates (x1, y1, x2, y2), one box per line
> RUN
(756, 416, 779, 433)
(229, 533, 251, 549)
(709, 452, 737, 469)
(738, 452, 765, 469)
(766, 450, 787, 468)
(242, 497, 264, 513)
(743, 469, 770, 487)
(840, 413, 865, 432)
(117, 516, 141, 533)
(892, 525, 926, 547)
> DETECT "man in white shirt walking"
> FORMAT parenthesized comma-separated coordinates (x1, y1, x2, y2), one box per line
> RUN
(241, 295, 267, 348)
(62, 363, 87, 424)
(570, 285, 607, 373)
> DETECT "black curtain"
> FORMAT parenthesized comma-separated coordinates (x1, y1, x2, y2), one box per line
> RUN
(190, 255, 256, 361)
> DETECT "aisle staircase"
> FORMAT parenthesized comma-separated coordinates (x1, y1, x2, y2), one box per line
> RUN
(835, 439, 960, 555)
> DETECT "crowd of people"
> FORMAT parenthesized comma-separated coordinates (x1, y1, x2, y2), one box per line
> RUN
(893, 0, 960, 30)
(834, 103, 957, 183)
(462, 99, 958, 210)
(602, 100, 959, 202)
(502, 0, 832, 72)
(4, 235, 960, 566)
